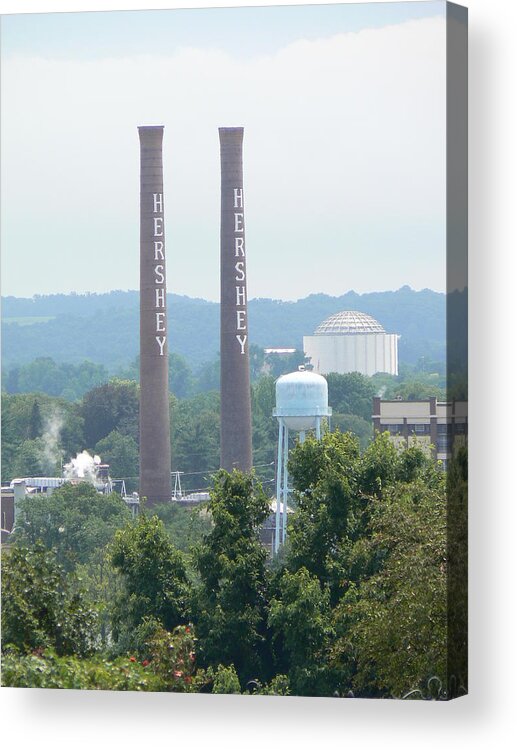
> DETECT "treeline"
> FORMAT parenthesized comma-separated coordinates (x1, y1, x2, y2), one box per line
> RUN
(1, 286, 452, 370)
(1, 348, 305, 402)
(1, 367, 448, 490)
(1, 436, 468, 697)
(1, 348, 446, 407)
(2, 359, 109, 402)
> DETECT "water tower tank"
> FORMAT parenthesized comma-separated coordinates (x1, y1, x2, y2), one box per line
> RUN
(274, 367, 332, 431)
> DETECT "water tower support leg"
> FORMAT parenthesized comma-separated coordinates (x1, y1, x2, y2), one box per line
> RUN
(282, 423, 289, 544)
(275, 419, 283, 554)
(316, 418, 321, 441)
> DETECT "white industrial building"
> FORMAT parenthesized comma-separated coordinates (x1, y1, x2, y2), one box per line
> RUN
(303, 310, 398, 377)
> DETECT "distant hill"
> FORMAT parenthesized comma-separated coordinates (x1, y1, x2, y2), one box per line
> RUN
(2, 287, 449, 372)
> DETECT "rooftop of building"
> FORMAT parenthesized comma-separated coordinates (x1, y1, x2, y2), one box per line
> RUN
(314, 310, 386, 335)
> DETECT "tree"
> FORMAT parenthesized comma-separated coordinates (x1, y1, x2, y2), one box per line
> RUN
(1, 543, 97, 657)
(81, 379, 139, 448)
(173, 411, 219, 479)
(287, 431, 439, 604)
(2, 623, 204, 693)
(268, 567, 335, 696)
(28, 399, 43, 439)
(251, 375, 278, 468)
(209, 663, 241, 694)
(169, 353, 194, 399)
(2, 357, 109, 401)
(331, 414, 372, 450)
(192, 470, 270, 682)
(252, 375, 276, 419)
(15, 482, 131, 571)
(17, 357, 68, 398)
(1, 649, 162, 691)
(387, 379, 445, 401)
(193, 358, 220, 394)
(284, 431, 446, 698)
(109, 514, 191, 648)
(171, 393, 220, 486)
(1, 393, 85, 483)
(332, 473, 447, 698)
(286, 431, 362, 600)
(263, 349, 305, 379)
(326, 372, 377, 421)
(72, 361, 110, 399)
(0, 407, 17, 481)
(359, 430, 399, 496)
(95, 430, 139, 491)
(10, 438, 45, 478)
(248, 344, 266, 381)
(153, 502, 213, 554)
(75, 549, 127, 649)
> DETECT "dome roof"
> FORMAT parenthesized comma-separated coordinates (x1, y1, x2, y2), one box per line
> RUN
(314, 310, 385, 335)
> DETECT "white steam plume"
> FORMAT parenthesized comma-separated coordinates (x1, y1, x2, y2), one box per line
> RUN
(64, 450, 101, 483)
(39, 409, 65, 474)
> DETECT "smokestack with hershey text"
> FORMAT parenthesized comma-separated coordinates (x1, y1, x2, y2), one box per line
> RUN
(138, 125, 172, 504)
(219, 127, 253, 472)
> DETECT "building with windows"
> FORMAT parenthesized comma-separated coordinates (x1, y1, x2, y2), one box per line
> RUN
(1, 486, 15, 541)
(304, 311, 398, 376)
(372, 396, 468, 469)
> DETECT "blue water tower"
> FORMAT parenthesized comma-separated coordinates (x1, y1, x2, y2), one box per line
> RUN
(272, 366, 332, 553)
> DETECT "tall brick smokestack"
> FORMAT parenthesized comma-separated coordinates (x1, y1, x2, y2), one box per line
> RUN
(138, 125, 171, 505)
(219, 127, 253, 472)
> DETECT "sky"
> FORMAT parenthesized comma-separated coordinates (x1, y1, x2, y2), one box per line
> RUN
(0, 1, 447, 301)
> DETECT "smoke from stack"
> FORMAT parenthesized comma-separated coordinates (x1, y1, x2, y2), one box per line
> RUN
(219, 127, 253, 472)
(64, 450, 101, 482)
(138, 125, 172, 505)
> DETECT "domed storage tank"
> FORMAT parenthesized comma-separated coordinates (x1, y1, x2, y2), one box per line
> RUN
(273, 367, 332, 431)
(303, 310, 398, 377)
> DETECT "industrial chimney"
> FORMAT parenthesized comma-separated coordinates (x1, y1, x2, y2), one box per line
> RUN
(219, 127, 253, 472)
(138, 125, 172, 505)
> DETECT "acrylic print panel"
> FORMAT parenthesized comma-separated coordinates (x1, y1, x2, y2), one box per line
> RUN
(0, 1, 467, 699)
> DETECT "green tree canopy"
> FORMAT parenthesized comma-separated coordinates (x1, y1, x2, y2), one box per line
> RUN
(326, 372, 377, 422)
(81, 379, 139, 448)
(109, 514, 191, 647)
(95, 430, 139, 491)
(1, 393, 84, 483)
(268, 567, 335, 696)
(251, 375, 278, 468)
(286, 431, 362, 600)
(171, 392, 220, 487)
(331, 474, 447, 697)
(10, 438, 46, 478)
(192, 470, 270, 682)
(1, 543, 97, 657)
(2, 357, 109, 401)
(331, 414, 372, 450)
(15, 482, 131, 571)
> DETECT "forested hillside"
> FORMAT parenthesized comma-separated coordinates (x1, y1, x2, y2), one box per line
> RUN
(2, 286, 449, 372)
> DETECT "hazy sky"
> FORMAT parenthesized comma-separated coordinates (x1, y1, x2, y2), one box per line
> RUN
(1, 2, 446, 300)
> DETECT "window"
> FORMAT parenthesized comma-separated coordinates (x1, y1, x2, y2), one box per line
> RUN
(437, 435, 452, 452)
(408, 423, 430, 435)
